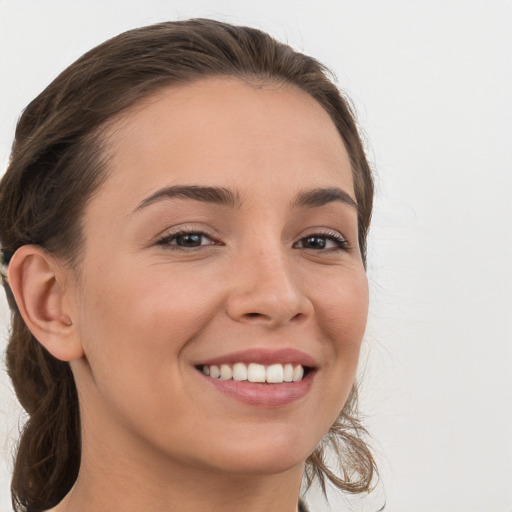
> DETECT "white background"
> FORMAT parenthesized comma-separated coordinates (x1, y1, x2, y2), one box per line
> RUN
(0, 1, 511, 511)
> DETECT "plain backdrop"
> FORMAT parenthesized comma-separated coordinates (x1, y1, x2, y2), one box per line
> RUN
(0, 1, 511, 511)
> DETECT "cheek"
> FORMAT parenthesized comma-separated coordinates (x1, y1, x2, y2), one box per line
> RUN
(72, 263, 225, 435)
(311, 267, 368, 408)
(315, 266, 369, 350)
(78, 265, 219, 353)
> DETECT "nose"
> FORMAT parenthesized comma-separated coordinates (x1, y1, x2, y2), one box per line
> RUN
(225, 245, 313, 328)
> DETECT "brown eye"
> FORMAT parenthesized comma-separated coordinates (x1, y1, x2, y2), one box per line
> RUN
(157, 231, 217, 249)
(300, 236, 328, 249)
(294, 233, 349, 251)
(175, 233, 204, 247)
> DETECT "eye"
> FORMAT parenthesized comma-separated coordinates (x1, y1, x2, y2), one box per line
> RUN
(156, 230, 218, 249)
(293, 232, 349, 251)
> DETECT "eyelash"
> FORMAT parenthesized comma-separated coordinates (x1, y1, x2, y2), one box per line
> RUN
(156, 229, 220, 250)
(293, 230, 350, 252)
(156, 229, 350, 252)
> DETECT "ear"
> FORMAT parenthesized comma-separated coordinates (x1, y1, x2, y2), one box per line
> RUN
(7, 245, 84, 362)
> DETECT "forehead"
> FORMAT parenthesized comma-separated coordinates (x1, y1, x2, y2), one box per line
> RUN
(100, 77, 354, 209)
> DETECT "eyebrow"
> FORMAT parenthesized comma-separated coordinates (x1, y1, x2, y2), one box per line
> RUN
(133, 185, 242, 213)
(132, 184, 357, 213)
(291, 187, 357, 210)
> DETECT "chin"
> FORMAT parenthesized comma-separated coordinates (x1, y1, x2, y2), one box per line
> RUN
(189, 424, 320, 477)
(209, 450, 307, 477)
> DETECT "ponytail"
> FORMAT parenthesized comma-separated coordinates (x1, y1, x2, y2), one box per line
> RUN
(6, 311, 80, 511)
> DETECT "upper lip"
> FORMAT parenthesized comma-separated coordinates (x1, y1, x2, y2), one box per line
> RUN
(195, 348, 318, 368)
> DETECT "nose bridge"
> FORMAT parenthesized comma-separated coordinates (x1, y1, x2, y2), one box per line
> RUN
(226, 235, 311, 326)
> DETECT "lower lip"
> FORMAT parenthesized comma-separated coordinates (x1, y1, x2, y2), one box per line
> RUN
(199, 371, 315, 407)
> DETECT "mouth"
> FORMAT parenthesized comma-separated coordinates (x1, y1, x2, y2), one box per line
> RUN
(196, 362, 312, 384)
(193, 348, 317, 407)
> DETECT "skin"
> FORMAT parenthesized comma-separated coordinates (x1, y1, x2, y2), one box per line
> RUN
(23, 78, 369, 512)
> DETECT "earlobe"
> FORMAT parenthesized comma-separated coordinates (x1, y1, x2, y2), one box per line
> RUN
(7, 245, 84, 362)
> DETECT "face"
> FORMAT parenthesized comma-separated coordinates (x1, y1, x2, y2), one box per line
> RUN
(68, 78, 369, 476)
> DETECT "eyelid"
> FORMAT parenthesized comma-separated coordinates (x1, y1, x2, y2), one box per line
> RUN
(293, 229, 350, 250)
(155, 225, 222, 249)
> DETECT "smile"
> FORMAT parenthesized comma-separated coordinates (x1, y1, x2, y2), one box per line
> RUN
(195, 348, 317, 406)
(201, 363, 305, 383)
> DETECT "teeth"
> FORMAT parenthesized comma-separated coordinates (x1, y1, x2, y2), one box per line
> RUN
(283, 364, 294, 382)
(220, 364, 232, 380)
(201, 363, 306, 384)
(232, 362, 247, 381)
(292, 365, 304, 382)
(266, 364, 284, 383)
(248, 363, 266, 383)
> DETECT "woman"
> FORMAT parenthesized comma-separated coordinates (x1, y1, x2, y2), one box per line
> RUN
(0, 19, 376, 512)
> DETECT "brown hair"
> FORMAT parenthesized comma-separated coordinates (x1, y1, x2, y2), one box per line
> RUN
(0, 18, 376, 511)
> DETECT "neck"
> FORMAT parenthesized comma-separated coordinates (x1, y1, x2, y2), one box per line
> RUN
(51, 407, 304, 512)
(55, 457, 304, 512)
